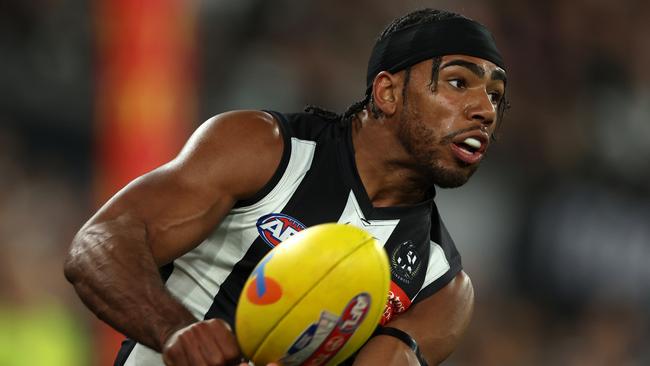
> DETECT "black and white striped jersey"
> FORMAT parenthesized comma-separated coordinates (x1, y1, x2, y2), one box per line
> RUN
(115, 110, 462, 365)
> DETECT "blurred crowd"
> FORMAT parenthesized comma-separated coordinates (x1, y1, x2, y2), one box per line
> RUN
(1, 0, 648, 365)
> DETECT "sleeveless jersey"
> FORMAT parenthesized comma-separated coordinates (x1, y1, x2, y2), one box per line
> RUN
(116, 111, 462, 366)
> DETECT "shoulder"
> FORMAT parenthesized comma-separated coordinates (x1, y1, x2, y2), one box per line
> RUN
(387, 271, 474, 365)
(271, 109, 343, 142)
(408, 270, 474, 338)
(191, 110, 281, 147)
(171, 110, 285, 200)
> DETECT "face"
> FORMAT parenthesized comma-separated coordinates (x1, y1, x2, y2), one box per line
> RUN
(396, 54, 506, 188)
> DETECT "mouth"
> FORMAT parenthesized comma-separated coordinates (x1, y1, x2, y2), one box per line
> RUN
(449, 131, 489, 165)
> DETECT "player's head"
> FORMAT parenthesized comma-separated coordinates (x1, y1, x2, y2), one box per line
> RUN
(357, 8, 508, 188)
(362, 9, 507, 119)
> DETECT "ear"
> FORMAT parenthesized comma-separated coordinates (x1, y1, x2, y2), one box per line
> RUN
(371, 71, 401, 116)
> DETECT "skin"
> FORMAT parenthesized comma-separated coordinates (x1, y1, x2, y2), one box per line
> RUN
(65, 111, 284, 366)
(354, 54, 505, 205)
(64, 53, 506, 366)
(351, 54, 505, 364)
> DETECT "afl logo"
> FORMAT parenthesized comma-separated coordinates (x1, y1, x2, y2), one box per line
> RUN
(257, 213, 306, 247)
(338, 293, 371, 333)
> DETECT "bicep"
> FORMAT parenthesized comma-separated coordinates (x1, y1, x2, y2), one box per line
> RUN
(85, 110, 284, 265)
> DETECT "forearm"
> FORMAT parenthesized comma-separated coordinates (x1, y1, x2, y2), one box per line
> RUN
(64, 216, 196, 351)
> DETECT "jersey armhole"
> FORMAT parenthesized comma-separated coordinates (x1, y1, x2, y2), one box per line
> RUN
(411, 255, 462, 304)
(233, 110, 292, 208)
(412, 213, 463, 304)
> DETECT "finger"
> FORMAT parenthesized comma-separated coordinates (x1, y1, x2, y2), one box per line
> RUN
(163, 344, 189, 366)
(179, 329, 209, 366)
(163, 330, 189, 366)
(193, 322, 225, 365)
(207, 319, 241, 362)
(162, 350, 177, 366)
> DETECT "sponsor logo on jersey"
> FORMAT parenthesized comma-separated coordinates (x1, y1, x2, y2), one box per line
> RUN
(256, 213, 306, 247)
(381, 281, 412, 325)
(281, 293, 371, 366)
(246, 253, 282, 305)
(390, 240, 422, 284)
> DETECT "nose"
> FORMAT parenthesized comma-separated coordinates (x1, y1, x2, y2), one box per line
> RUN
(465, 89, 497, 128)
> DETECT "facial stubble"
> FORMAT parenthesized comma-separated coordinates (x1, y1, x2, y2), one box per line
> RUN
(397, 107, 479, 188)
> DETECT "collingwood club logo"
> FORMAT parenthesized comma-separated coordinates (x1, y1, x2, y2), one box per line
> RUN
(390, 240, 422, 284)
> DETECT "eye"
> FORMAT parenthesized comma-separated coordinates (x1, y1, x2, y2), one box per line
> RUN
(448, 78, 466, 89)
(488, 91, 503, 105)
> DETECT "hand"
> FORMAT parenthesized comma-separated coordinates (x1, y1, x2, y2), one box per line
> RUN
(162, 318, 242, 366)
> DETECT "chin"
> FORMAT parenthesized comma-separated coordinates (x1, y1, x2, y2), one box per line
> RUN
(430, 162, 477, 188)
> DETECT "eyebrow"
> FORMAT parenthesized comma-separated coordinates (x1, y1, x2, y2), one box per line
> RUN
(441, 59, 507, 83)
(491, 68, 507, 84)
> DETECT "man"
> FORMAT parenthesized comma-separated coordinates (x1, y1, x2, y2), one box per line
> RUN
(64, 8, 507, 366)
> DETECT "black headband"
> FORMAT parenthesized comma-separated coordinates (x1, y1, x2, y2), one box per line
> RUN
(366, 17, 505, 93)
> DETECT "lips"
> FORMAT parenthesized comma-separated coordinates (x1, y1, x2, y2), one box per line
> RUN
(449, 130, 489, 165)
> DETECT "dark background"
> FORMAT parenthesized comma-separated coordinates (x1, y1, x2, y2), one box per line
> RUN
(1, 0, 648, 364)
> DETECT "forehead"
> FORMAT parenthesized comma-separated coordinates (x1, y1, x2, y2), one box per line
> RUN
(439, 54, 506, 75)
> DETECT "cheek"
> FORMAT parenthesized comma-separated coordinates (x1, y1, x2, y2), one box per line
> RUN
(420, 95, 461, 132)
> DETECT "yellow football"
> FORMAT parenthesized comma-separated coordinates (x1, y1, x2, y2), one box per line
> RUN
(235, 223, 390, 366)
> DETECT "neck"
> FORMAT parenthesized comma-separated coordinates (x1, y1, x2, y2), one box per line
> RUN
(351, 110, 432, 207)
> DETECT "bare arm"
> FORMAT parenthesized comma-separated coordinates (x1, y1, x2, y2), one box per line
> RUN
(64, 111, 283, 358)
(353, 272, 475, 365)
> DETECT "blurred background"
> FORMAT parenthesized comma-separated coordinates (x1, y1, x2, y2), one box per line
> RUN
(1, 0, 649, 365)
